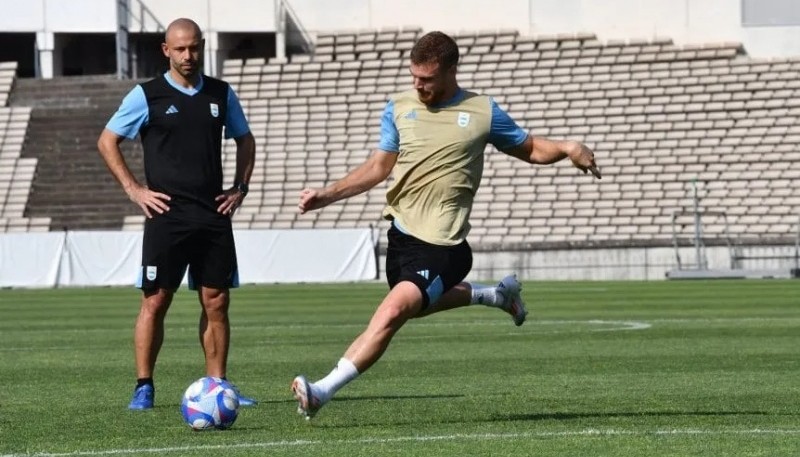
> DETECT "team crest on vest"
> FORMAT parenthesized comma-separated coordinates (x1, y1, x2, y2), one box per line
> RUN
(209, 103, 219, 118)
(457, 112, 470, 128)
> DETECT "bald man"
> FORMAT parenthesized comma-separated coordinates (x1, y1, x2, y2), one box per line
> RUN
(98, 18, 258, 410)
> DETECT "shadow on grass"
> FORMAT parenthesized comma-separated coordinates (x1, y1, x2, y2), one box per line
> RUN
(310, 409, 786, 430)
(500, 410, 776, 421)
(256, 393, 465, 405)
(335, 394, 465, 402)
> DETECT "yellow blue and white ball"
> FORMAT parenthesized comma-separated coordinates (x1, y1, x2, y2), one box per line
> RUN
(180, 376, 239, 430)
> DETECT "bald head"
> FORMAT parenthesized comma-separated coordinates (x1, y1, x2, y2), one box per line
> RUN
(165, 18, 202, 42)
(162, 18, 204, 83)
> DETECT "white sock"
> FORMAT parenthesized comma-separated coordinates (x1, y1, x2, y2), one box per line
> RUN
(313, 357, 359, 403)
(470, 282, 504, 307)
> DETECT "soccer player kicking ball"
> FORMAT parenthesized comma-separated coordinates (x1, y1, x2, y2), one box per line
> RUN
(292, 31, 601, 420)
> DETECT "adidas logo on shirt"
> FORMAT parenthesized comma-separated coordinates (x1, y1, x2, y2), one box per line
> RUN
(416, 269, 429, 280)
(165, 105, 179, 114)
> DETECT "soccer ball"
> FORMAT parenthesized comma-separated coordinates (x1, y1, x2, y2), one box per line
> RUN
(180, 376, 239, 430)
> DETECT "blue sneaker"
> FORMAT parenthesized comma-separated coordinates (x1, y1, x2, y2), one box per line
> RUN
(230, 383, 258, 407)
(128, 384, 154, 410)
(238, 394, 258, 407)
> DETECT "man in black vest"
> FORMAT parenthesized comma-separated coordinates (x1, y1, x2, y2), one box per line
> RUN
(97, 18, 257, 410)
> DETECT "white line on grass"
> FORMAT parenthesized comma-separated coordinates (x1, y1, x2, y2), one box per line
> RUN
(4, 428, 800, 457)
(646, 317, 800, 323)
(582, 320, 652, 331)
(236, 319, 653, 331)
(8, 316, 800, 339)
(5, 319, 648, 333)
(393, 319, 652, 332)
(0, 320, 652, 351)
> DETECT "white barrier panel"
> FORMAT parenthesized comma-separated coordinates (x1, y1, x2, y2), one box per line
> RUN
(59, 231, 143, 287)
(0, 232, 65, 288)
(0, 229, 377, 288)
(234, 229, 377, 283)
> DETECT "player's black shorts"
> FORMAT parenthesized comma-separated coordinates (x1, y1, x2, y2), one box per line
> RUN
(137, 214, 239, 292)
(385, 223, 473, 309)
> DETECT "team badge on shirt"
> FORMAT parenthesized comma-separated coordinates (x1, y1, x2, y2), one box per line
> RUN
(457, 112, 470, 127)
(210, 103, 219, 118)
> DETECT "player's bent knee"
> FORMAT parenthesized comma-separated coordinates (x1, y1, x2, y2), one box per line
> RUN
(373, 283, 425, 327)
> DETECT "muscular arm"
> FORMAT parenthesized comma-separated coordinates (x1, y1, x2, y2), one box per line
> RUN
(299, 149, 398, 214)
(502, 135, 601, 178)
(215, 84, 257, 215)
(215, 132, 256, 215)
(233, 132, 256, 186)
(97, 128, 171, 217)
(97, 128, 140, 191)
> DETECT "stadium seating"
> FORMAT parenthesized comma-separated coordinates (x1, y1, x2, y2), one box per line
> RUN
(207, 29, 800, 248)
(0, 62, 51, 231)
(9, 75, 144, 231)
(0, 62, 15, 106)
(7, 31, 800, 250)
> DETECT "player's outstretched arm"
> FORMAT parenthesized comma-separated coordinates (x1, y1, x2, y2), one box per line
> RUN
(97, 128, 171, 218)
(502, 136, 601, 179)
(299, 149, 397, 214)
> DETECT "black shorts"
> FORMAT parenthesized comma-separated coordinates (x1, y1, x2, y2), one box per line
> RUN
(385, 223, 473, 309)
(137, 214, 239, 291)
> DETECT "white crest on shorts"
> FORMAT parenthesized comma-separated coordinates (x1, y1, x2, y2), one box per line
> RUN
(210, 103, 219, 118)
(146, 266, 157, 281)
(457, 112, 470, 127)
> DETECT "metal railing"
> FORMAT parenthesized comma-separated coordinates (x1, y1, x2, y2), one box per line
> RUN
(671, 179, 799, 275)
(276, 0, 314, 59)
(116, 0, 166, 79)
(670, 209, 734, 270)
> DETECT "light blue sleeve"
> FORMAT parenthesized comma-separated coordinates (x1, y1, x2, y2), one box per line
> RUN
(487, 98, 528, 150)
(105, 85, 148, 139)
(225, 86, 250, 139)
(377, 100, 399, 152)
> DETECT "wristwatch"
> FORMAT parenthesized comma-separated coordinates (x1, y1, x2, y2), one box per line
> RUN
(235, 182, 249, 196)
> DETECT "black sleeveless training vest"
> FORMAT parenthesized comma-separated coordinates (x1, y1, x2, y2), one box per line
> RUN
(139, 75, 229, 220)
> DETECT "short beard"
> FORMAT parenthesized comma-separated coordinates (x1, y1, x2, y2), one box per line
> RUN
(173, 62, 198, 79)
(417, 90, 439, 106)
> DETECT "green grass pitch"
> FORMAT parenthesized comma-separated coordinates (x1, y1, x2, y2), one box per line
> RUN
(1, 279, 799, 456)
